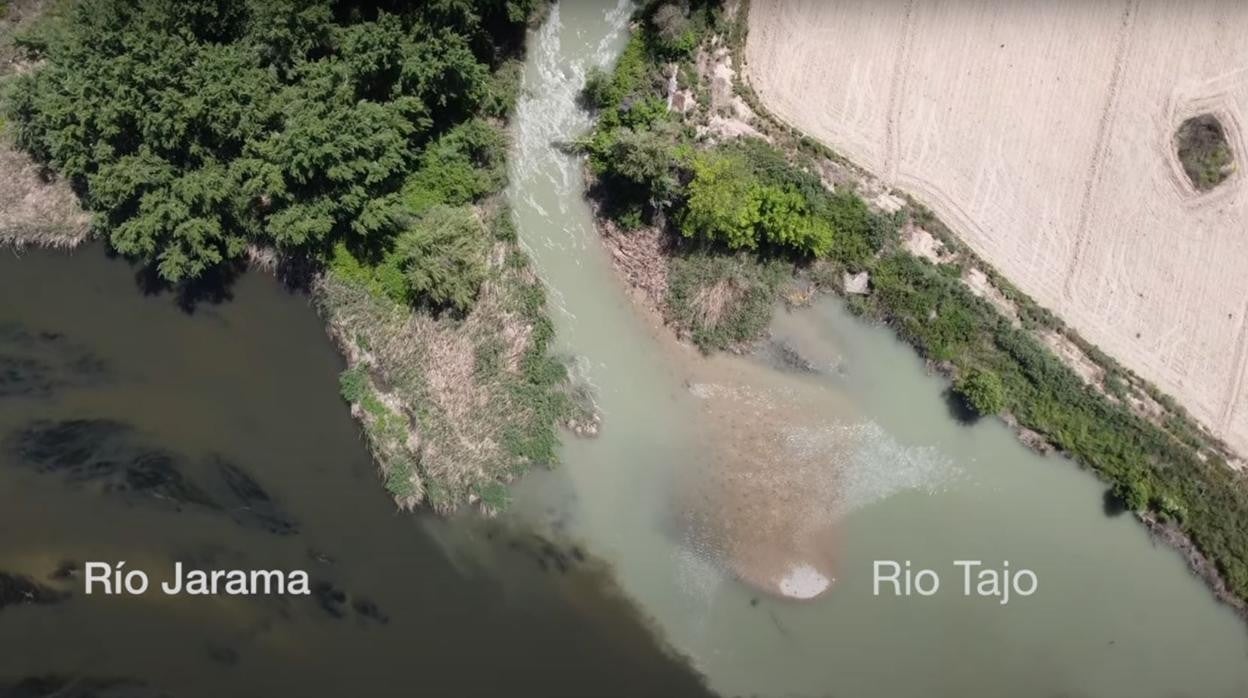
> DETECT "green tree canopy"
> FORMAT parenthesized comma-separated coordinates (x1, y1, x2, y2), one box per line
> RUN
(955, 367, 1007, 416)
(680, 150, 838, 257)
(7, 0, 529, 284)
(681, 151, 764, 249)
(394, 204, 488, 313)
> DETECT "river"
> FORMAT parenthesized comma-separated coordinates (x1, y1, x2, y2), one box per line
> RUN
(1, 2, 1247, 697)
(505, 2, 1248, 698)
(0, 244, 713, 697)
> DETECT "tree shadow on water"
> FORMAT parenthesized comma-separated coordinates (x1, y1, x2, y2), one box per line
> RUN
(1102, 488, 1130, 517)
(272, 252, 322, 295)
(111, 245, 323, 313)
(128, 257, 240, 314)
(942, 387, 980, 426)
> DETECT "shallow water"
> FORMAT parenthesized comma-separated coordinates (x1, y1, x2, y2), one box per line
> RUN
(505, 3, 1248, 697)
(0, 245, 713, 697)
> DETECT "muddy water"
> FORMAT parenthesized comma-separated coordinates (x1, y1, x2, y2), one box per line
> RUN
(4, 3, 1248, 697)
(506, 2, 1248, 697)
(0, 245, 714, 697)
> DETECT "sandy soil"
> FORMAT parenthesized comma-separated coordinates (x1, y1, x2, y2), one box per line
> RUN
(745, 0, 1248, 454)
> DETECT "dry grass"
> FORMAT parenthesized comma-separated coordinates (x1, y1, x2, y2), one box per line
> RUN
(316, 235, 594, 515)
(689, 277, 742, 332)
(0, 0, 91, 250)
(0, 145, 91, 249)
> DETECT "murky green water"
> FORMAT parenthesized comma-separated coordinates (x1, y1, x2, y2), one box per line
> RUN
(505, 3, 1248, 697)
(0, 245, 713, 697)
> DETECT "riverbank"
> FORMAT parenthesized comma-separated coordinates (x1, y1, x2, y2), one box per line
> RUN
(0, 241, 718, 698)
(0, 0, 89, 248)
(581, 0, 1248, 614)
(316, 196, 598, 513)
(0, 0, 593, 516)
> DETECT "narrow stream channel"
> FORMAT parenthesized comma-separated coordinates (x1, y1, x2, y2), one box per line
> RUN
(506, 3, 1248, 697)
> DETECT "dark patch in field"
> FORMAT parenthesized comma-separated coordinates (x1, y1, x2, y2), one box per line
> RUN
(1176, 114, 1235, 191)
(2, 420, 297, 535)
(0, 572, 69, 611)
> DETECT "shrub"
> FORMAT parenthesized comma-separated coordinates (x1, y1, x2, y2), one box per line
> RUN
(1113, 478, 1152, 512)
(384, 457, 416, 498)
(338, 365, 370, 403)
(597, 123, 687, 205)
(955, 367, 1007, 416)
(1176, 114, 1234, 191)
(581, 66, 613, 110)
(679, 148, 858, 258)
(393, 205, 488, 313)
(666, 251, 787, 352)
(649, 0, 709, 59)
(681, 151, 764, 249)
(758, 186, 834, 256)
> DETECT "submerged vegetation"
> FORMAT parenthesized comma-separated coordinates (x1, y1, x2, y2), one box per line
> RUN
(5, 0, 588, 515)
(585, 0, 1248, 604)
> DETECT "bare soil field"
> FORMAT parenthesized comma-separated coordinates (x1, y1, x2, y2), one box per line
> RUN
(745, 0, 1248, 454)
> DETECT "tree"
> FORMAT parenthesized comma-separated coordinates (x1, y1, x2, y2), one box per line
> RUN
(394, 205, 487, 313)
(680, 150, 838, 257)
(580, 67, 612, 110)
(400, 118, 508, 214)
(1112, 478, 1151, 513)
(600, 123, 685, 208)
(955, 367, 1007, 416)
(651, 2, 698, 58)
(757, 185, 834, 257)
(6, 0, 520, 286)
(681, 152, 763, 249)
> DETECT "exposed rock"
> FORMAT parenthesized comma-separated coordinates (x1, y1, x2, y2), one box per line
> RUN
(843, 271, 870, 295)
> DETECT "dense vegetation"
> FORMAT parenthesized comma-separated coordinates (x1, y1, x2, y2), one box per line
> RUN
(586, 0, 1248, 602)
(581, 1, 889, 350)
(7, 0, 536, 288)
(1176, 114, 1234, 191)
(6, 0, 594, 515)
